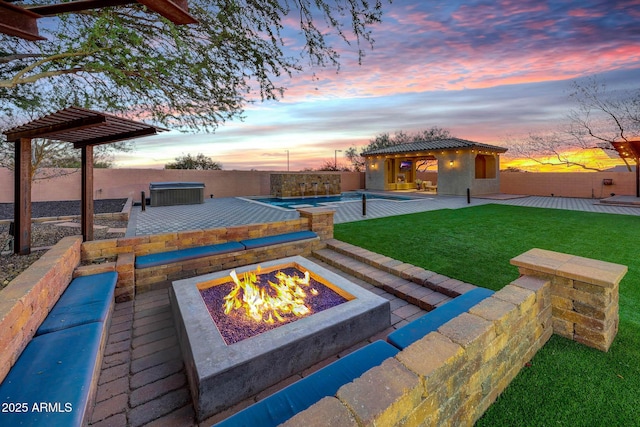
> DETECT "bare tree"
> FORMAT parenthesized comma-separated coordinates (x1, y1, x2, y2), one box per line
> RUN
(568, 77, 640, 146)
(505, 132, 609, 172)
(344, 146, 365, 172)
(505, 77, 640, 171)
(317, 159, 350, 171)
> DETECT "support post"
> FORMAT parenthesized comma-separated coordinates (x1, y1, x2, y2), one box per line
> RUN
(81, 145, 94, 241)
(636, 157, 640, 197)
(362, 193, 367, 216)
(13, 138, 32, 255)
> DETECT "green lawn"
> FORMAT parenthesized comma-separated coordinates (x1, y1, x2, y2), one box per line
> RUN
(334, 204, 640, 425)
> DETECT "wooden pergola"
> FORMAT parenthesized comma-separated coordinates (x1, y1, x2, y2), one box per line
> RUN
(611, 140, 640, 198)
(0, 0, 197, 41)
(3, 106, 167, 255)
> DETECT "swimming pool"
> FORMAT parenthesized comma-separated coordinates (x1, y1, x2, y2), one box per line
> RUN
(247, 192, 415, 209)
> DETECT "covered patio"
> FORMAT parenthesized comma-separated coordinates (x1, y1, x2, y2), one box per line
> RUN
(362, 138, 508, 196)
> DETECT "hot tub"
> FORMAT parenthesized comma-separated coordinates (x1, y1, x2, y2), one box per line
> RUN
(149, 182, 204, 206)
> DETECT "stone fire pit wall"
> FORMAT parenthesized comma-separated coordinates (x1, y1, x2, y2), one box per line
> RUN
(283, 249, 627, 426)
(270, 173, 341, 198)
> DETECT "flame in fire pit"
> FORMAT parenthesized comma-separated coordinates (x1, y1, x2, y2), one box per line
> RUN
(223, 267, 315, 324)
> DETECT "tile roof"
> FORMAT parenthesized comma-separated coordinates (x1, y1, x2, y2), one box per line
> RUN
(361, 137, 508, 156)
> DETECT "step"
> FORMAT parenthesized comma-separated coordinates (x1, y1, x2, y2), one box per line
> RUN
(322, 239, 477, 297)
(312, 248, 452, 311)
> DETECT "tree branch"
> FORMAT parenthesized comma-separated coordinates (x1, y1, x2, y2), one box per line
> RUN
(1, 49, 106, 88)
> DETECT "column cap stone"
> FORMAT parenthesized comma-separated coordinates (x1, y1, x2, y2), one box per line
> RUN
(511, 248, 627, 288)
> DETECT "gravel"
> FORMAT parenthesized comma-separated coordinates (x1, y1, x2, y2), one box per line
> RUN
(0, 199, 129, 289)
(0, 199, 127, 220)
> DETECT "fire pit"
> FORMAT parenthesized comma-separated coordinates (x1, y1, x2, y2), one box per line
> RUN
(170, 256, 390, 421)
(200, 264, 350, 345)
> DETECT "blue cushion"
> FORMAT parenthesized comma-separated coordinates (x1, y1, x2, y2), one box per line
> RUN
(36, 272, 117, 336)
(240, 231, 318, 250)
(214, 340, 398, 427)
(387, 287, 495, 350)
(0, 323, 103, 426)
(135, 241, 245, 269)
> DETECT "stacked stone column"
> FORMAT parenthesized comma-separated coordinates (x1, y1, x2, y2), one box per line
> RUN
(297, 207, 335, 241)
(511, 248, 626, 352)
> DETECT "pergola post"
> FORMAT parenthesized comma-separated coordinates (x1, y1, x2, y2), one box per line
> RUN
(14, 138, 32, 255)
(636, 157, 640, 197)
(81, 145, 94, 241)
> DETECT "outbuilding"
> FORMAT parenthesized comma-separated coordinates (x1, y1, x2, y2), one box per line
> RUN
(362, 138, 508, 196)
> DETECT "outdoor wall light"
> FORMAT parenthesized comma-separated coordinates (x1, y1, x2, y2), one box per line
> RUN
(449, 160, 454, 167)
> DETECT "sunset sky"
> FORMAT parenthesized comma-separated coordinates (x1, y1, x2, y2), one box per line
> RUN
(114, 0, 640, 171)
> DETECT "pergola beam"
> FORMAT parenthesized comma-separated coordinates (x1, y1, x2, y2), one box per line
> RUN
(138, 0, 197, 24)
(73, 127, 159, 148)
(5, 115, 107, 142)
(0, 2, 44, 41)
(26, 0, 134, 16)
(2, 0, 197, 41)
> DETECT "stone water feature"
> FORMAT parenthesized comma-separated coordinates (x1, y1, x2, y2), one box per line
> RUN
(270, 173, 341, 198)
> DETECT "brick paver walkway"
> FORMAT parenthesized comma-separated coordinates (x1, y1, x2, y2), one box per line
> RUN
(90, 290, 193, 427)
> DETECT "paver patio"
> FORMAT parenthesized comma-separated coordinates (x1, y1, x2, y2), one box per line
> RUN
(127, 194, 640, 236)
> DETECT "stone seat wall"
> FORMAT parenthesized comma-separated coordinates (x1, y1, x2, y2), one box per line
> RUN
(283, 249, 626, 426)
(80, 208, 335, 301)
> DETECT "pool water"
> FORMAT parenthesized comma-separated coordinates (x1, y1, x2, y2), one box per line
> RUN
(251, 192, 413, 209)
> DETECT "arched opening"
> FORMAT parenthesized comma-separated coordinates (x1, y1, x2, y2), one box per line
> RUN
(475, 154, 496, 179)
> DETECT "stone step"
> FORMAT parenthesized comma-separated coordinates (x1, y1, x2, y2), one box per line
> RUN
(312, 247, 452, 311)
(321, 239, 477, 297)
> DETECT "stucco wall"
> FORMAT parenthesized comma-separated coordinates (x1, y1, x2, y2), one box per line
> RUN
(0, 169, 364, 203)
(365, 158, 386, 191)
(500, 171, 636, 198)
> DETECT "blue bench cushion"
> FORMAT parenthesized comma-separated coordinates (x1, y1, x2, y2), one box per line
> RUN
(387, 287, 495, 350)
(36, 271, 117, 336)
(0, 323, 103, 426)
(214, 340, 399, 427)
(135, 241, 245, 269)
(240, 230, 318, 250)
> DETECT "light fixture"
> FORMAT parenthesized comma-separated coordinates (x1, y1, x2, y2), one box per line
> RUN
(449, 160, 454, 167)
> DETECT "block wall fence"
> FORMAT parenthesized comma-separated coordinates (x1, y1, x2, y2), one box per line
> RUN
(0, 168, 364, 203)
(0, 168, 636, 203)
(416, 171, 635, 198)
